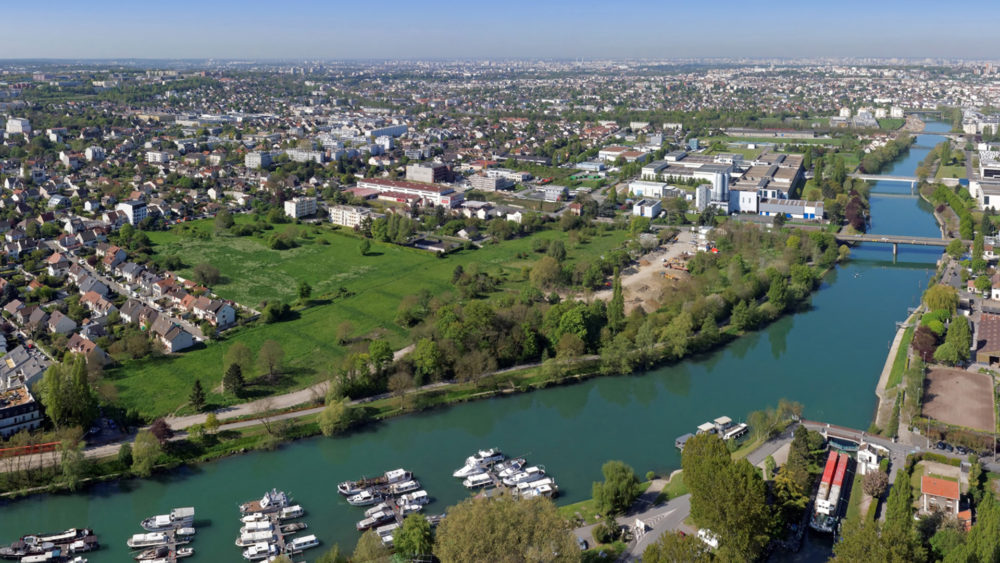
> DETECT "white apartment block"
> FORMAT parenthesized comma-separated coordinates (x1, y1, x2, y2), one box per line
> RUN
(116, 200, 148, 225)
(329, 205, 373, 228)
(85, 146, 106, 162)
(284, 197, 317, 219)
(145, 151, 169, 164)
(286, 149, 325, 164)
(246, 151, 273, 169)
(5, 118, 30, 135)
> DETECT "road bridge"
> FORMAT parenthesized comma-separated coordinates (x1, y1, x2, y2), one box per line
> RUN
(834, 233, 965, 257)
(850, 173, 919, 183)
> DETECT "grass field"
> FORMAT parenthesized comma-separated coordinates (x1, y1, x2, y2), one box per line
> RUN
(112, 220, 629, 418)
(707, 147, 762, 159)
(878, 118, 905, 130)
(936, 165, 967, 179)
(886, 326, 914, 389)
(843, 469, 866, 524)
(702, 135, 845, 147)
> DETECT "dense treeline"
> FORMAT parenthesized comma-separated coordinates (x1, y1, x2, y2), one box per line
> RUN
(930, 184, 976, 239)
(859, 135, 914, 174)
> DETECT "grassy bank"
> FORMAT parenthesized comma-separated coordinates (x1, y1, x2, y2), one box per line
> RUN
(887, 325, 915, 389)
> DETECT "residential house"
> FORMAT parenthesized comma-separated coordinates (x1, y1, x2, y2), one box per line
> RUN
(26, 307, 49, 332)
(80, 291, 117, 317)
(47, 310, 77, 335)
(149, 315, 194, 353)
(45, 253, 71, 277)
(77, 275, 109, 297)
(921, 475, 960, 516)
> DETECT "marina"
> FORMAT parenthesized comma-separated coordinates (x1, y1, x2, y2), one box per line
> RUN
(674, 415, 748, 450)
(234, 490, 315, 560)
(0, 529, 99, 562)
(126, 507, 196, 563)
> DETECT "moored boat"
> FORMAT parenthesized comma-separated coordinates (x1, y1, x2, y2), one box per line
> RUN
(502, 466, 545, 487)
(242, 542, 278, 561)
(356, 511, 394, 531)
(347, 489, 383, 507)
(239, 489, 290, 515)
(462, 473, 494, 489)
(235, 531, 277, 548)
(284, 534, 319, 554)
(279, 522, 308, 535)
(337, 469, 411, 496)
(126, 533, 170, 549)
(389, 479, 420, 495)
(134, 546, 169, 561)
(452, 448, 504, 477)
(140, 507, 195, 532)
(278, 505, 304, 520)
(364, 502, 390, 517)
(399, 490, 430, 505)
(494, 457, 527, 479)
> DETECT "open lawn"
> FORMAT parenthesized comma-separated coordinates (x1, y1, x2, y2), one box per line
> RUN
(878, 119, 905, 130)
(886, 326, 914, 389)
(936, 165, 967, 179)
(702, 135, 845, 147)
(707, 147, 762, 160)
(113, 220, 630, 418)
(922, 367, 994, 432)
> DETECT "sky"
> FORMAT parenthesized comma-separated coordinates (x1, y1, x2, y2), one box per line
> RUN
(5, 0, 1000, 61)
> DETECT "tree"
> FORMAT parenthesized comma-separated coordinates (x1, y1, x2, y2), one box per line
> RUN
(38, 356, 98, 430)
(224, 342, 254, 379)
(863, 469, 889, 498)
(395, 513, 434, 558)
(131, 429, 162, 477)
(318, 398, 351, 437)
(944, 316, 971, 363)
(214, 208, 234, 231)
(682, 433, 774, 561)
(529, 255, 562, 290)
(946, 239, 965, 260)
(117, 442, 133, 469)
(592, 460, 640, 516)
(643, 532, 713, 562)
(352, 530, 390, 562)
(434, 493, 577, 563)
(359, 238, 371, 256)
(387, 372, 414, 409)
(315, 545, 347, 563)
(410, 338, 442, 385)
(923, 284, 958, 315)
(192, 262, 221, 286)
(223, 363, 245, 396)
(297, 281, 312, 301)
(189, 379, 206, 411)
(336, 321, 354, 345)
(368, 339, 393, 375)
(257, 340, 285, 383)
(975, 275, 992, 294)
(59, 432, 87, 491)
(204, 412, 220, 435)
(150, 418, 173, 444)
(607, 268, 625, 333)
(940, 142, 951, 166)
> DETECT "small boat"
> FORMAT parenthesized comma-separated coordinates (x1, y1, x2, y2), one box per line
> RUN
(140, 507, 195, 531)
(134, 546, 169, 561)
(239, 489, 290, 515)
(364, 502, 391, 517)
(502, 466, 545, 487)
(235, 531, 277, 548)
(176, 547, 194, 559)
(242, 542, 278, 561)
(516, 477, 554, 493)
(347, 489, 383, 507)
(126, 533, 170, 549)
(338, 469, 412, 496)
(241, 512, 266, 523)
(462, 473, 494, 489)
(279, 522, 308, 535)
(240, 521, 274, 535)
(495, 458, 527, 479)
(375, 523, 400, 538)
(389, 480, 420, 495)
(452, 463, 486, 479)
(400, 503, 424, 515)
(284, 534, 320, 554)
(399, 490, 430, 505)
(356, 511, 394, 531)
(278, 505, 304, 520)
(175, 527, 195, 537)
(521, 483, 556, 498)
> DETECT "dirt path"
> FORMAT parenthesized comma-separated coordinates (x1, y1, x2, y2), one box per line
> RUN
(583, 230, 699, 313)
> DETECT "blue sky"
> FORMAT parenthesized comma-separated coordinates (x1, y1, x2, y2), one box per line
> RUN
(5, 0, 998, 60)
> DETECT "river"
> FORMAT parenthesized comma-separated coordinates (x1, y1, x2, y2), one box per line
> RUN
(0, 122, 951, 561)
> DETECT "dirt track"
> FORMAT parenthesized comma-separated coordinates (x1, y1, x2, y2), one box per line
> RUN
(923, 367, 995, 432)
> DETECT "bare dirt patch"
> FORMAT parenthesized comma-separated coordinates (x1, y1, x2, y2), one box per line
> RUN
(922, 367, 995, 432)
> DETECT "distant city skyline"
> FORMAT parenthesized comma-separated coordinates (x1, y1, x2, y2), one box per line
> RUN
(6, 0, 1000, 60)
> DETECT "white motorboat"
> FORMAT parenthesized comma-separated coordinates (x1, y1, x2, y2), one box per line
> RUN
(400, 503, 423, 515)
(516, 477, 554, 492)
(140, 507, 195, 532)
(375, 523, 400, 538)
(356, 511, 394, 531)
(462, 473, 494, 489)
(452, 448, 504, 477)
(241, 513, 266, 523)
(235, 530, 277, 547)
(364, 502, 391, 517)
(495, 458, 527, 479)
(240, 521, 274, 535)
(521, 483, 555, 499)
(284, 534, 320, 554)
(239, 489, 290, 515)
(242, 541, 278, 561)
(175, 527, 195, 537)
(389, 479, 420, 495)
(502, 466, 545, 487)
(347, 489, 383, 506)
(399, 490, 430, 505)
(176, 547, 194, 559)
(278, 505, 304, 520)
(126, 533, 170, 549)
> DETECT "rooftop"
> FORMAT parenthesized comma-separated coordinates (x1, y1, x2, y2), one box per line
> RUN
(921, 475, 960, 500)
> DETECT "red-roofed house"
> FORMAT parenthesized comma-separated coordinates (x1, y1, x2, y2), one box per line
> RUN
(921, 475, 960, 516)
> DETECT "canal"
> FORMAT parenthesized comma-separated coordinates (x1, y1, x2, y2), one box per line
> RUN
(0, 123, 951, 561)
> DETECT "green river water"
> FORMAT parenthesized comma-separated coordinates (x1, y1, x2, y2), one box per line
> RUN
(0, 122, 953, 561)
